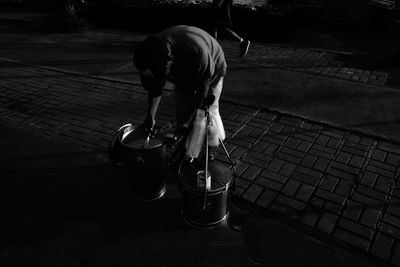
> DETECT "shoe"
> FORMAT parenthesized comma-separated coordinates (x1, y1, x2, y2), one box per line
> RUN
(240, 39, 250, 57)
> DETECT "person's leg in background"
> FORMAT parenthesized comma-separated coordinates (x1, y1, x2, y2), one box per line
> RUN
(215, 0, 250, 57)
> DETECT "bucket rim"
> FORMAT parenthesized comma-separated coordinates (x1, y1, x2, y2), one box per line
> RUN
(119, 123, 166, 150)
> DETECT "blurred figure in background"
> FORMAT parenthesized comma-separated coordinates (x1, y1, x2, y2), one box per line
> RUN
(211, 0, 250, 57)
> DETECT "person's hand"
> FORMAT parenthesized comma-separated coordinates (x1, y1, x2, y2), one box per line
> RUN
(143, 116, 155, 135)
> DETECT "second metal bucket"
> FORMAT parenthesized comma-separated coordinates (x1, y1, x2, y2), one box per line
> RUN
(180, 159, 232, 229)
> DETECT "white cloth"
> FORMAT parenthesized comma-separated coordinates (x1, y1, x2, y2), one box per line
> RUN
(185, 77, 225, 159)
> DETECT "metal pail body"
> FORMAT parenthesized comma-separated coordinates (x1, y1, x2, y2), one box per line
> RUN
(110, 124, 167, 201)
(180, 160, 232, 229)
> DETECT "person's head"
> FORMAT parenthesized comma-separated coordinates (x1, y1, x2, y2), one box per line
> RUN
(133, 36, 173, 80)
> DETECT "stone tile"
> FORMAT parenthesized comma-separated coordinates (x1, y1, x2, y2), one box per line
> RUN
(371, 233, 393, 261)
(317, 212, 338, 234)
(242, 183, 263, 203)
(256, 188, 278, 208)
(282, 179, 301, 197)
(334, 228, 370, 251)
(295, 183, 315, 203)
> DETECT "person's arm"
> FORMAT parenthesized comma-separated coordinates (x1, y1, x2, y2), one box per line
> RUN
(143, 94, 161, 132)
(140, 74, 164, 132)
(193, 78, 210, 111)
(181, 78, 211, 129)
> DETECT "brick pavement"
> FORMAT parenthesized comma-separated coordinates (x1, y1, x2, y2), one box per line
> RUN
(221, 40, 389, 86)
(1, 58, 400, 265)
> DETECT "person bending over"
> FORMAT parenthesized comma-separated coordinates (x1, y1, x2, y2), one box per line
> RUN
(133, 25, 227, 161)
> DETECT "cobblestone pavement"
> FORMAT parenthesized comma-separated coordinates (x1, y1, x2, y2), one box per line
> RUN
(1, 58, 400, 265)
(221, 40, 389, 86)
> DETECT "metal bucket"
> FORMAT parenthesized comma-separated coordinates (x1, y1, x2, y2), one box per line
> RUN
(180, 160, 232, 229)
(110, 123, 167, 201)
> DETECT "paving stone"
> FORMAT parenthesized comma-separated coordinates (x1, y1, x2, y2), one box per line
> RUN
(335, 180, 353, 197)
(232, 186, 245, 197)
(312, 157, 330, 172)
(234, 161, 250, 176)
(309, 147, 335, 160)
(372, 149, 387, 162)
(367, 164, 395, 179)
(352, 192, 383, 207)
(315, 189, 346, 206)
(315, 135, 330, 146)
(331, 161, 361, 175)
(360, 171, 378, 188)
(282, 179, 301, 197)
(297, 166, 324, 179)
(319, 175, 339, 192)
(356, 185, 387, 201)
(279, 162, 297, 177)
(296, 140, 313, 152)
(301, 207, 320, 228)
(380, 222, 400, 239)
(321, 129, 345, 139)
(371, 233, 394, 261)
(317, 212, 338, 234)
(334, 228, 370, 251)
(293, 132, 317, 143)
(264, 143, 280, 155)
(241, 165, 261, 181)
(327, 137, 341, 149)
(276, 151, 302, 164)
(261, 170, 288, 184)
(256, 188, 278, 208)
(242, 183, 263, 203)
(255, 177, 283, 192)
(392, 188, 400, 199)
(328, 168, 357, 182)
(292, 171, 320, 186)
(280, 147, 305, 159)
(276, 194, 306, 211)
(253, 140, 270, 152)
(348, 135, 361, 144)
(378, 142, 400, 155)
(388, 199, 400, 217)
(312, 143, 337, 155)
(369, 159, 397, 172)
(295, 183, 315, 203)
(300, 154, 318, 168)
(342, 146, 368, 157)
(324, 201, 342, 215)
(234, 177, 251, 190)
(230, 146, 248, 159)
(270, 199, 302, 220)
(338, 218, 374, 240)
(360, 137, 374, 147)
(360, 208, 381, 228)
(386, 153, 400, 167)
(383, 213, 400, 228)
(391, 241, 400, 266)
(243, 153, 270, 168)
(266, 158, 286, 172)
(349, 155, 365, 169)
